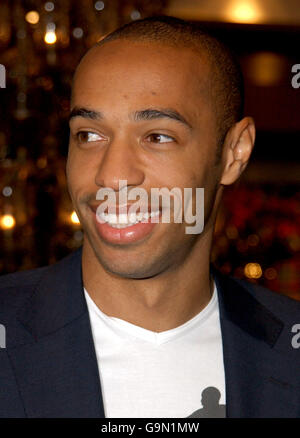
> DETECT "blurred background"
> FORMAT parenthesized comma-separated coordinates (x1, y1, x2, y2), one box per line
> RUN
(0, 0, 299, 299)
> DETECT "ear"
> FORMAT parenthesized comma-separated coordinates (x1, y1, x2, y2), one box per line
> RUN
(220, 117, 256, 186)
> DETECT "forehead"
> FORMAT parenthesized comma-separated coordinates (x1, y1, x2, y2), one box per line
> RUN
(72, 40, 211, 119)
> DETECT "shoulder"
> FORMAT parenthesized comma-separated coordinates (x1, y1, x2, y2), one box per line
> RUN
(0, 265, 48, 310)
(221, 272, 300, 324)
(0, 266, 48, 330)
(0, 265, 48, 291)
(0, 249, 80, 319)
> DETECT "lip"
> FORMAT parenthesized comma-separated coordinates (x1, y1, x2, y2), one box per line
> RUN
(90, 206, 161, 245)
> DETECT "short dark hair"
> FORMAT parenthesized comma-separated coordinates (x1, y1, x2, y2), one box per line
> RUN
(98, 16, 244, 159)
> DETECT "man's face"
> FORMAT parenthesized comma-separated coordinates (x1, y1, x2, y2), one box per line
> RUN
(67, 40, 223, 278)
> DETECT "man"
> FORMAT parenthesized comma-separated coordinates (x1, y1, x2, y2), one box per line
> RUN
(0, 16, 299, 418)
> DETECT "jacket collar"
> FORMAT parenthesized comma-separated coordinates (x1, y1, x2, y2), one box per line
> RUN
(17, 246, 86, 341)
(211, 267, 300, 417)
(15, 246, 298, 418)
(13, 246, 105, 418)
(211, 266, 284, 348)
(18, 246, 284, 346)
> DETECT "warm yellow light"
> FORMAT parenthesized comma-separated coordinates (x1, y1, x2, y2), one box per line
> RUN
(245, 52, 286, 87)
(0, 214, 16, 230)
(25, 11, 40, 25)
(244, 262, 262, 279)
(228, 1, 261, 24)
(70, 211, 80, 224)
(44, 31, 57, 44)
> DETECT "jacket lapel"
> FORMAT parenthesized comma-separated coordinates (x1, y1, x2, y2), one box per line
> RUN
(9, 246, 105, 418)
(213, 269, 300, 418)
(8, 245, 300, 418)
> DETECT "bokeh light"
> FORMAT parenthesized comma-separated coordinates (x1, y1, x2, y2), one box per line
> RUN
(244, 262, 263, 279)
(227, 1, 261, 24)
(44, 31, 57, 44)
(25, 11, 40, 25)
(70, 211, 80, 225)
(0, 214, 16, 230)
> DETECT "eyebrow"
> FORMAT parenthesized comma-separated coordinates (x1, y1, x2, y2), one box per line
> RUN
(69, 106, 192, 130)
(133, 108, 192, 129)
(69, 107, 102, 121)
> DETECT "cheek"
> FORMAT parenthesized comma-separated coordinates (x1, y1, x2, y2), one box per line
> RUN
(66, 151, 79, 196)
(66, 148, 94, 200)
(186, 160, 219, 207)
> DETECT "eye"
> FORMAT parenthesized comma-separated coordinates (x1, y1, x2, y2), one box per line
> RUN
(146, 133, 175, 144)
(76, 131, 103, 143)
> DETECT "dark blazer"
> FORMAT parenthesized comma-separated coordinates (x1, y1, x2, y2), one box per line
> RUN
(0, 246, 300, 418)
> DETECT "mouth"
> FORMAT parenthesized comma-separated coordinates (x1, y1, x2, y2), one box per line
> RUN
(96, 210, 160, 228)
(89, 204, 162, 244)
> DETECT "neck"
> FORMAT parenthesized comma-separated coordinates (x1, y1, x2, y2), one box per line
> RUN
(82, 230, 215, 332)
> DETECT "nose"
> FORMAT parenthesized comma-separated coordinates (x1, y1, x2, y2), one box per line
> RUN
(94, 136, 145, 192)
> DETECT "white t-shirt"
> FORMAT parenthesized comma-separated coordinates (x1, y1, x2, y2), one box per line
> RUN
(84, 282, 226, 418)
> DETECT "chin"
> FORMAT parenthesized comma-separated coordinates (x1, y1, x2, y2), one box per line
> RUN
(97, 257, 156, 279)
(92, 242, 168, 279)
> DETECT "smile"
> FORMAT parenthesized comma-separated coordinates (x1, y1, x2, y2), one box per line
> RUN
(96, 211, 160, 228)
(91, 206, 161, 245)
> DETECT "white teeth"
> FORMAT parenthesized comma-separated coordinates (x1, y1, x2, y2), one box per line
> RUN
(150, 210, 160, 218)
(96, 210, 160, 227)
(107, 214, 117, 224)
(129, 213, 138, 223)
(109, 222, 136, 229)
(118, 213, 128, 224)
(136, 212, 143, 221)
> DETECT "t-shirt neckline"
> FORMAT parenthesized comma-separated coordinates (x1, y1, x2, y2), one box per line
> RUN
(84, 282, 217, 345)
